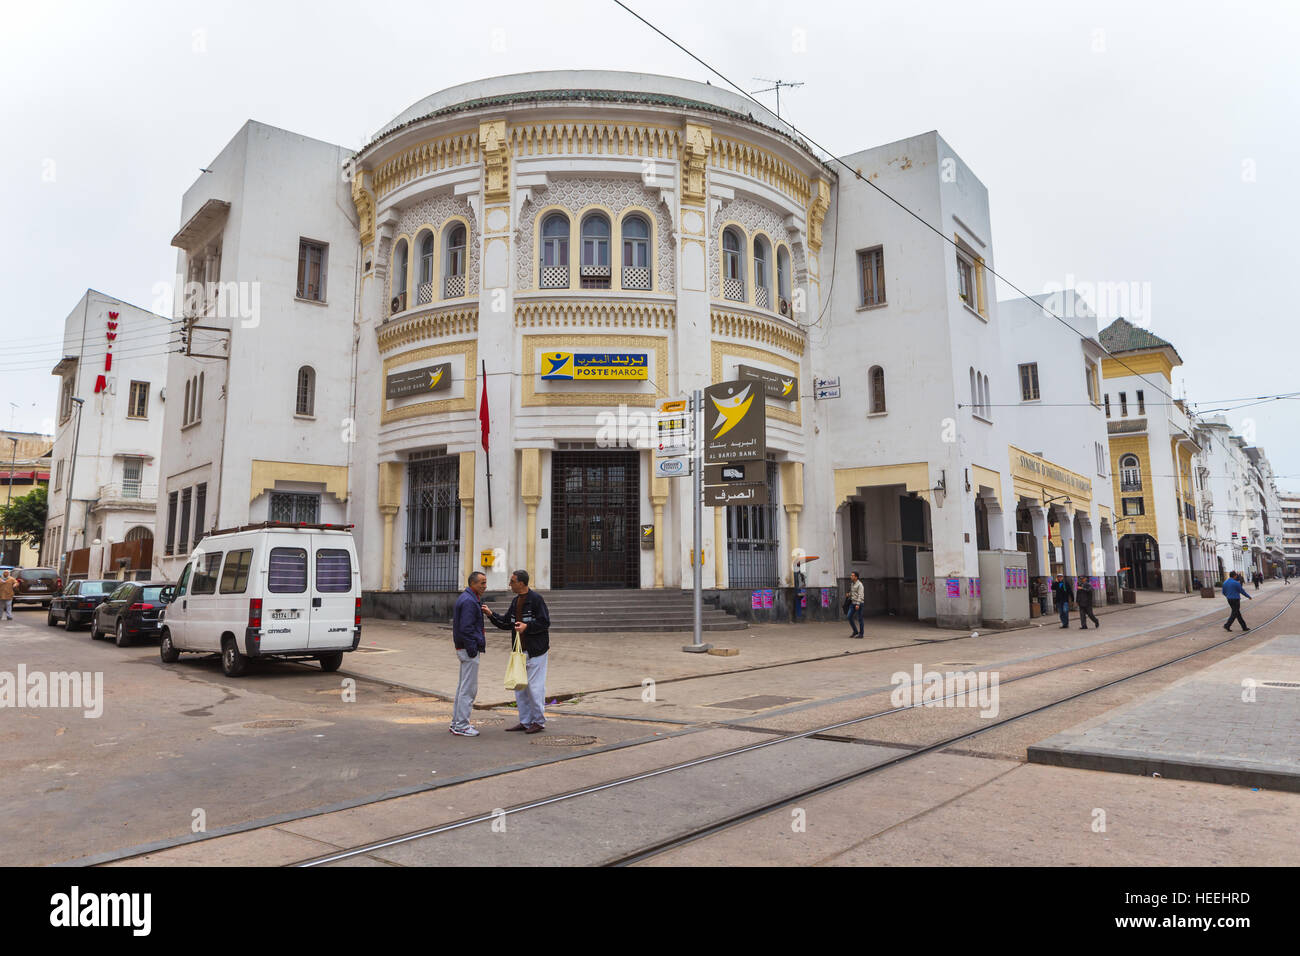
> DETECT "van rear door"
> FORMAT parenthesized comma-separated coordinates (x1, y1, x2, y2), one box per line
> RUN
(309, 536, 356, 650)
(261, 538, 312, 651)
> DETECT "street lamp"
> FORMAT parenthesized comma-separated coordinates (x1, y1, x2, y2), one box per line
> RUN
(58, 397, 85, 577)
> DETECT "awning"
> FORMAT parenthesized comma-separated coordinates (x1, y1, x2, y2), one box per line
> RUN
(171, 198, 231, 250)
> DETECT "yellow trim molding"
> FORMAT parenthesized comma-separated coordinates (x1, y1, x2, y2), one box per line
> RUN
(381, 339, 478, 424)
(521, 333, 667, 408)
(835, 462, 930, 509)
(250, 460, 348, 503)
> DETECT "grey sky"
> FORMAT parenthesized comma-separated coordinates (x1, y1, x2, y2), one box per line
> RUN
(3, 0, 1296, 480)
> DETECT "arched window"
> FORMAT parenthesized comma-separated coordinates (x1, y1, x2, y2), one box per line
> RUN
(296, 366, 315, 417)
(870, 366, 886, 414)
(125, 526, 152, 542)
(392, 238, 409, 312)
(444, 223, 466, 297)
(1120, 454, 1141, 491)
(753, 236, 771, 309)
(983, 375, 991, 420)
(184, 379, 192, 427)
(416, 232, 434, 303)
(722, 228, 745, 300)
(580, 213, 611, 288)
(621, 214, 651, 289)
(540, 214, 569, 288)
(776, 247, 791, 313)
(969, 368, 977, 413)
(196, 372, 203, 421)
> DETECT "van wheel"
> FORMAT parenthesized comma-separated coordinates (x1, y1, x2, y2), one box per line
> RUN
(115, 621, 131, 647)
(160, 630, 180, 663)
(317, 652, 344, 672)
(221, 637, 248, 677)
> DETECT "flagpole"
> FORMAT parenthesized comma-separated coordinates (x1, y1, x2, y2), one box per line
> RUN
(482, 359, 493, 527)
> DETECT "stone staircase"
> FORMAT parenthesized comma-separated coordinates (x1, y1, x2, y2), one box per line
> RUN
(481, 588, 748, 633)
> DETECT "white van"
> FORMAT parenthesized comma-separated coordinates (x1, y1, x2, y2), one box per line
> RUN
(159, 522, 362, 677)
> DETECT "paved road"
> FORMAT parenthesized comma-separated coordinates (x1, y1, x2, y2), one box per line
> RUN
(0, 608, 663, 866)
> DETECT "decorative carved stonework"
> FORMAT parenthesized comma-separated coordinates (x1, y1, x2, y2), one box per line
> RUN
(352, 169, 376, 248)
(807, 178, 831, 253)
(681, 122, 712, 207)
(480, 119, 510, 204)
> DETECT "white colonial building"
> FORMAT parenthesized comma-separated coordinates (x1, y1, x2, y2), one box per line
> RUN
(153, 121, 359, 580)
(142, 71, 1171, 629)
(45, 290, 169, 578)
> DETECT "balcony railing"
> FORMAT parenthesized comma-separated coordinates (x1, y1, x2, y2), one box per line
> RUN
(443, 274, 466, 298)
(97, 482, 158, 504)
(1120, 479, 1142, 492)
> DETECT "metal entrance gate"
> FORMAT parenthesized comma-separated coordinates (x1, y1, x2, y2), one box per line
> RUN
(406, 454, 461, 590)
(726, 460, 780, 588)
(551, 450, 640, 589)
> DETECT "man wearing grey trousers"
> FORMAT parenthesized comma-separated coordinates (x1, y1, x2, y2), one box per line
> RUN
(449, 571, 488, 737)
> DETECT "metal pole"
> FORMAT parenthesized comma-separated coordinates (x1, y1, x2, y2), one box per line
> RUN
(58, 398, 84, 576)
(3, 437, 16, 562)
(684, 388, 711, 653)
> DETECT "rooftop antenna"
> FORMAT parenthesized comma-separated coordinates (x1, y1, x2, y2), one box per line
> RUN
(751, 77, 804, 120)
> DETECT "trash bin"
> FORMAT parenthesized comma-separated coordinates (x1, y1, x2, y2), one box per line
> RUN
(1121, 589, 1137, 604)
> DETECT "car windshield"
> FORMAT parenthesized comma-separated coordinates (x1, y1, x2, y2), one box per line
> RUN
(23, 570, 57, 581)
(142, 587, 168, 603)
(79, 582, 115, 595)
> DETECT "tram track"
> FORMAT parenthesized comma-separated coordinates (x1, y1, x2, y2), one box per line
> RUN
(286, 588, 1297, 867)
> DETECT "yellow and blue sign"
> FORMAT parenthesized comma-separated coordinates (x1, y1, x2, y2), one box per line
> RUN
(541, 351, 648, 381)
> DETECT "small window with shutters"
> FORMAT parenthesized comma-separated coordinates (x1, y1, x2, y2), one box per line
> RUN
(268, 548, 308, 594)
(316, 549, 352, 593)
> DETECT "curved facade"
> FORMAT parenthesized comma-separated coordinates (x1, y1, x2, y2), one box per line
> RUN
(348, 71, 833, 593)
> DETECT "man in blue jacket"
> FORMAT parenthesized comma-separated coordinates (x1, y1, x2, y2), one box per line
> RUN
(1222, 571, 1251, 632)
(449, 571, 489, 737)
(1052, 573, 1074, 629)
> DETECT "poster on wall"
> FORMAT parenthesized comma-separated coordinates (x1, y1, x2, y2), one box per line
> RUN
(946, 578, 961, 598)
(751, 590, 763, 611)
(972, 578, 981, 598)
(820, 588, 831, 608)
(761, 589, 775, 609)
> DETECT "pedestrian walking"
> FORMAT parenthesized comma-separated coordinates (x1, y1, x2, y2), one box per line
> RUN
(1052, 573, 1073, 629)
(449, 571, 488, 737)
(1252, 571, 1263, 591)
(1222, 571, 1251, 632)
(1037, 576, 1050, 616)
(485, 569, 550, 734)
(1076, 576, 1100, 629)
(0, 569, 16, 621)
(846, 571, 865, 638)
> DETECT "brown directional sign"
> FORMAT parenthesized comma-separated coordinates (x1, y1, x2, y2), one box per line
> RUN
(705, 483, 769, 506)
(386, 362, 452, 399)
(703, 379, 766, 464)
(704, 461, 764, 485)
(738, 364, 798, 402)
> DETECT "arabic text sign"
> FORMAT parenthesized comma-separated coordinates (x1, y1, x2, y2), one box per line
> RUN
(738, 364, 798, 402)
(541, 351, 649, 380)
(386, 362, 452, 399)
(656, 397, 689, 458)
(703, 379, 766, 464)
(704, 482, 769, 506)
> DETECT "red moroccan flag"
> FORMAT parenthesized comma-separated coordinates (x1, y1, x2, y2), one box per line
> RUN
(479, 367, 490, 453)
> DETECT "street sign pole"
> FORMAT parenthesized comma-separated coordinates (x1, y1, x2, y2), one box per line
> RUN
(684, 387, 711, 653)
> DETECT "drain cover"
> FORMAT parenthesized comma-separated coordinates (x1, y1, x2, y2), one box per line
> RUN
(532, 734, 598, 747)
(243, 719, 306, 729)
(705, 695, 809, 710)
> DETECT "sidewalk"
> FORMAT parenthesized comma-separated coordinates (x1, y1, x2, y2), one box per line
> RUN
(340, 584, 1272, 708)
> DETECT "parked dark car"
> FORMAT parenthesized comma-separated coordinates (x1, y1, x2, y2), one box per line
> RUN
(13, 568, 62, 609)
(92, 581, 174, 646)
(48, 580, 120, 630)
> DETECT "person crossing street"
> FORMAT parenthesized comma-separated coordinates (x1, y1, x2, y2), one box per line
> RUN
(1052, 573, 1074, 629)
(1076, 576, 1100, 629)
(1222, 570, 1251, 631)
(847, 571, 865, 638)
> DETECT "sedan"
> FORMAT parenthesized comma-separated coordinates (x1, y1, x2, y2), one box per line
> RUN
(92, 581, 174, 647)
(48, 580, 120, 630)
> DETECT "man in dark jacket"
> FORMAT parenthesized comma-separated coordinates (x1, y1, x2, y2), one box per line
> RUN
(485, 569, 551, 734)
(1052, 573, 1073, 629)
(449, 571, 488, 737)
(1076, 577, 1100, 629)
(1222, 571, 1251, 631)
